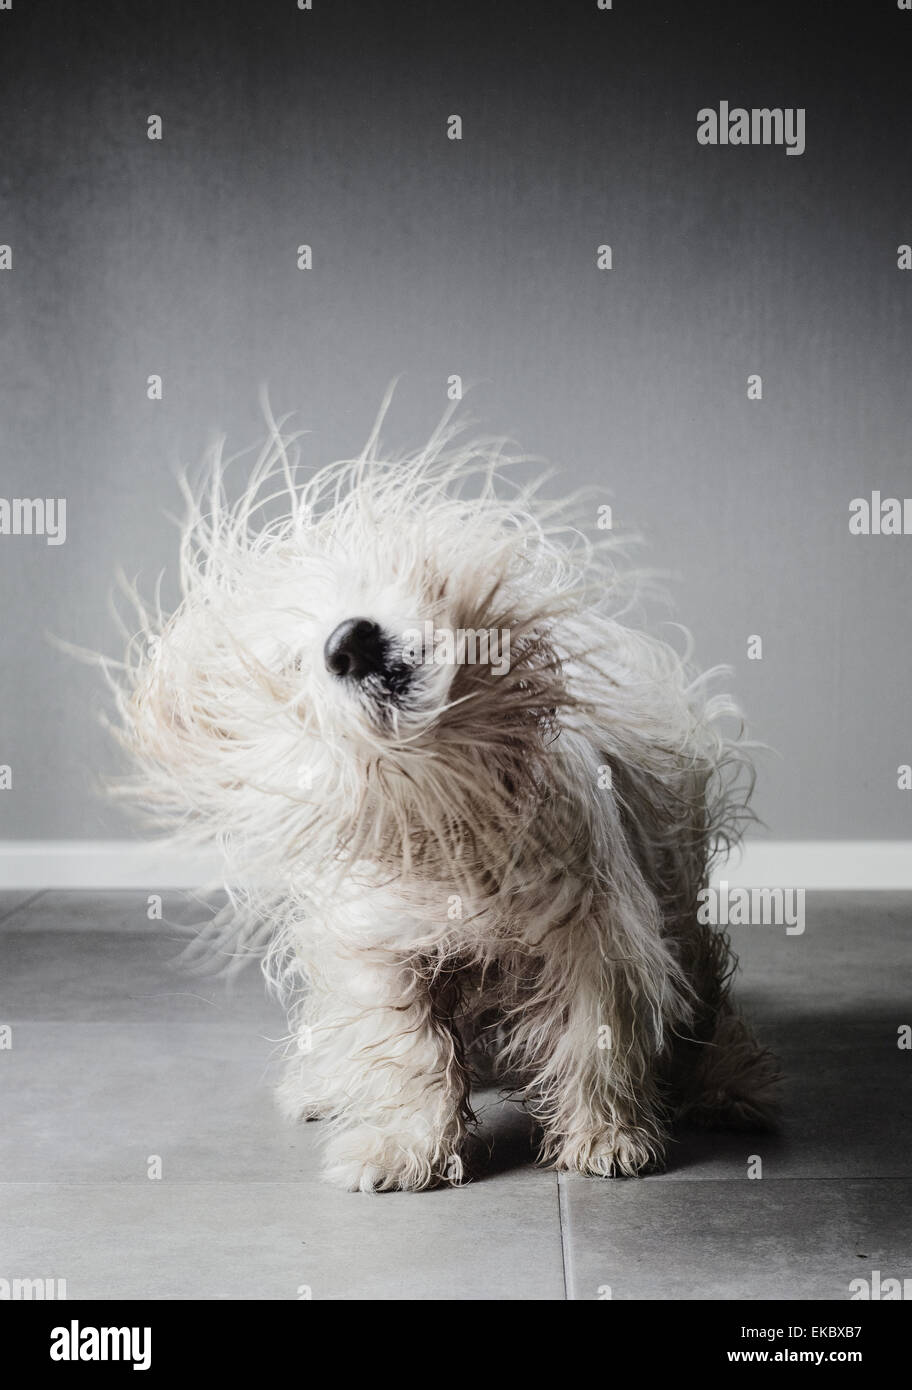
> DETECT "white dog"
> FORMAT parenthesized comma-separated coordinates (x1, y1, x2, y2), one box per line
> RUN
(111, 399, 778, 1191)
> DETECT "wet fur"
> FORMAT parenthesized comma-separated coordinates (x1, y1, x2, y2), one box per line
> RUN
(107, 397, 779, 1190)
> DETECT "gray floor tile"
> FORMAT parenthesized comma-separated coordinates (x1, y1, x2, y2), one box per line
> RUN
(670, 1016, 912, 1181)
(0, 1174, 563, 1300)
(0, 1021, 296, 1182)
(0, 1019, 539, 1186)
(729, 891, 912, 1021)
(4, 888, 911, 1298)
(0, 923, 271, 1026)
(560, 1177, 912, 1300)
(661, 891, 912, 1180)
(0, 890, 46, 925)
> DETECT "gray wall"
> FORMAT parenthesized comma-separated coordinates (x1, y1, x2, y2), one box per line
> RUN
(1, 0, 910, 840)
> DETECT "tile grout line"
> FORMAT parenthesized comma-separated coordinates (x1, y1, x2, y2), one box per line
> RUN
(0, 889, 49, 927)
(557, 1171, 571, 1300)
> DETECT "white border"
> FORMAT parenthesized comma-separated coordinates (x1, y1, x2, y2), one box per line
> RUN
(0, 839, 909, 890)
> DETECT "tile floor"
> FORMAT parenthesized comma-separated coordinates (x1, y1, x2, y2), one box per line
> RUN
(1, 890, 910, 1299)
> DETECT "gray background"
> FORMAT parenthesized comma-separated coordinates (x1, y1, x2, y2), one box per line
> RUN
(0, 0, 909, 840)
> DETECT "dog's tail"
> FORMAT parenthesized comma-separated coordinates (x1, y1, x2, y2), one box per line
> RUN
(670, 921, 781, 1130)
(676, 1005, 781, 1130)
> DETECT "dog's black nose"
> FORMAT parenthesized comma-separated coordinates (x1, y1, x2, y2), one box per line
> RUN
(324, 618, 388, 681)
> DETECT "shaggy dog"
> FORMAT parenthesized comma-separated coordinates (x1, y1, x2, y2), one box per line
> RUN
(110, 399, 778, 1191)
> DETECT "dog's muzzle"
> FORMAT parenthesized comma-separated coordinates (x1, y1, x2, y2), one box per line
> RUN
(324, 618, 415, 707)
(324, 618, 389, 681)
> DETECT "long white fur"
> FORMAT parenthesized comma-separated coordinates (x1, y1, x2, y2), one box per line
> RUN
(108, 396, 777, 1191)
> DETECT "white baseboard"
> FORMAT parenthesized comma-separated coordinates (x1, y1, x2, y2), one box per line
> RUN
(0, 839, 910, 891)
(715, 840, 912, 891)
(0, 841, 224, 890)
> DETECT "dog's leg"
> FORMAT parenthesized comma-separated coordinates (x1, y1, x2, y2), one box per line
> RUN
(282, 947, 471, 1192)
(511, 894, 690, 1178)
(500, 732, 695, 1176)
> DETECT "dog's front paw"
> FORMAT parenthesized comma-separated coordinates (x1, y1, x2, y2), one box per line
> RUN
(323, 1125, 465, 1193)
(551, 1127, 663, 1178)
